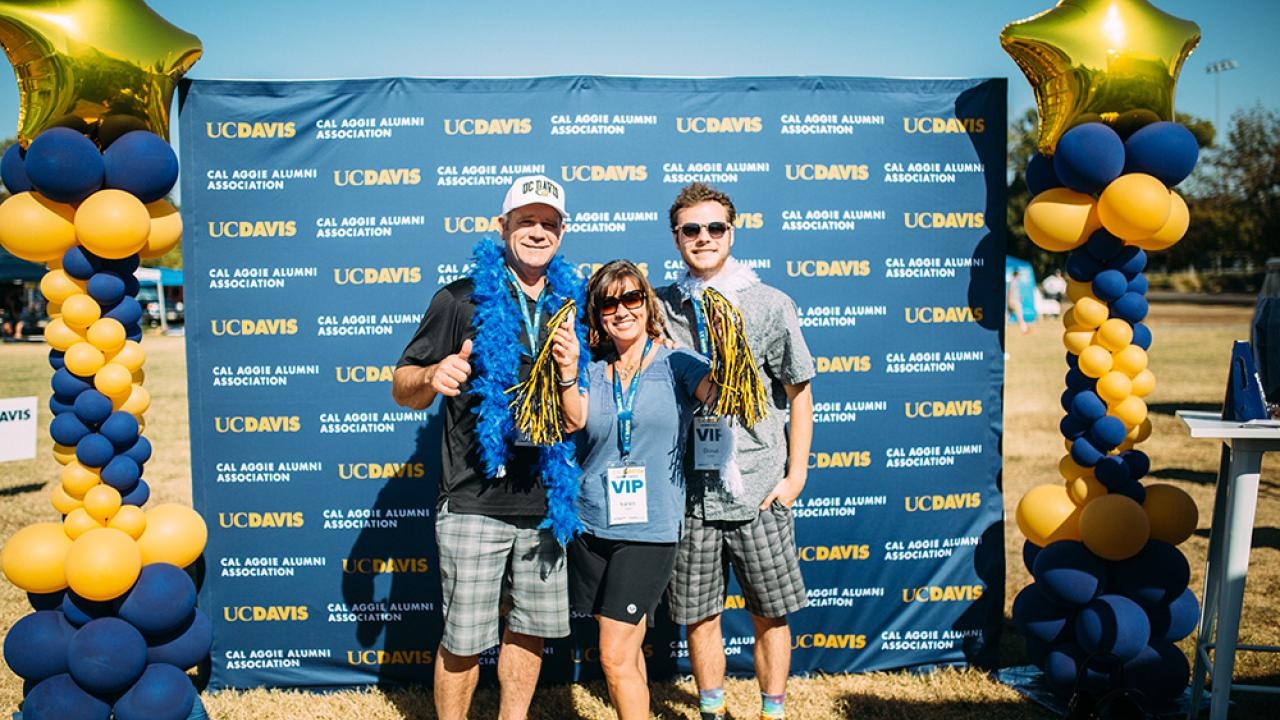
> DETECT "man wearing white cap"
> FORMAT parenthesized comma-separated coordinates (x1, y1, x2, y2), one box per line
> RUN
(393, 175, 586, 719)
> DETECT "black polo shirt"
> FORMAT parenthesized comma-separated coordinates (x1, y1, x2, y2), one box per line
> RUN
(396, 277, 553, 517)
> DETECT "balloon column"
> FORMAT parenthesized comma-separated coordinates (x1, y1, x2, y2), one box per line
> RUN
(0, 3, 206, 719)
(1002, 0, 1204, 709)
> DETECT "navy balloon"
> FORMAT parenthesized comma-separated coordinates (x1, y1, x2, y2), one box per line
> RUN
(1123, 121, 1199, 187)
(1060, 413, 1089, 440)
(1088, 416, 1128, 451)
(52, 367, 93, 398)
(1065, 250, 1103, 282)
(1071, 437, 1105, 468)
(61, 247, 103, 280)
(1111, 540, 1190, 606)
(1026, 152, 1063, 195)
(100, 411, 140, 449)
(121, 479, 151, 507)
(112, 663, 196, 720)
(1132, 323, 1153, 350)
(0, 143, 31, 193)
(1012, 584, 1073, 645)
(1070, 391, 1107, 422)
(1022, 539, 1042, 574)
(103, 131, 180, 203)
(1075, 594, 1151, 662)
(3, 610, 75, 681)
(1110, 293, 1150, 323)
(1121, 449, 1150, 480)
(1061, 388, 1079, 414)
(67, 618, 148, 694)
(104, 255, 141, 275)
(1032, 541, 1107, 607)
(1111, 480, 1147, 504)
(1044, 642, 1111, 697)
(23, 127, 104, 203)
(49, 394, 76, 416)
(1053, 123, 1125, 194)
(72, 390, 113, 427)
(87, 272, 127, 306)
(74, 433, 116, 469)
(1065, 351, 1079, 370)
(146, 607, 212, 670)
(50, 413, 92, 446)
(1093, 456, 1131, 489)
(115, 563, 197, 636)
(1146, 587, 1199, 642)
(1090, 269, 1128, 302)
(1084, 229, 1124, 262)
(101, 456, 142, 492)
(1109, 247, 1148, 278)
(123, 273, 140, 298)
(104, 296, 143, 327)
(19, 673, 110, 720)
(27, 590, 65, 611)
(62, 591, 115, 627)
(1065, 368, 1092, 392)
(48, 349, 66, 371)
(1123, 642, 1190, 702)
(121, 435, 153, 466)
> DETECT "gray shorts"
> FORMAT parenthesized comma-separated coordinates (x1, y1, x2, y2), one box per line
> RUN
(435, 504, 569, 656)
(669, 501, 807, 625)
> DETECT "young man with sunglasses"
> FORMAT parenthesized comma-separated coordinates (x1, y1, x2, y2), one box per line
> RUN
(392, 175, 584, 720)
(656, 183, 815, 720)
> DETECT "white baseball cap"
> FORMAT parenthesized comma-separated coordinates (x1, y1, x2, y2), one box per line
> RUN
(502, 175, 568, 219)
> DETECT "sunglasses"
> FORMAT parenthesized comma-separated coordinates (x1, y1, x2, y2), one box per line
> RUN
(599, 289, 647, 316)
(675, 222, 730, 240)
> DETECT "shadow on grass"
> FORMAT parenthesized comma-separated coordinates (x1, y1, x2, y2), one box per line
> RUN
(1150, 467, 1217, 485)
(836, 694, 1057, 720)
(0, 481, 45, 496)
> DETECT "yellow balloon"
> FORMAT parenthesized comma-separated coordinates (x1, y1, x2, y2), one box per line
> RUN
(140, 199, 183, 258)
(1131, 368, 1157, 397)
(1067, 474, 1107, 506)
(130, 367, 146, 385)
(1016, 483, 1083, 547)
(63, 507, 105, 539)
(1058, 454, 1089, 482)
(1000, 0, 1200, 154)
(106, 340, 146, 372)
(137, 504, 208, 568)
(1096, 371, 1133, 405)
(52, 443, 77, 466)
(108, 505, 147, 539)
(0, 522, 72, 593)
(61, 460, 101, 499)
(1023, 188, 1099, 251)
(94, 362, 133, 398)
(1133, 190, 1190, 251)
(1098, 174, 1173, 241)
(65, 527, 142, 602)
(51, 483, 83, 514)
(0, 192, 78, 261)
(1113, 344, 1150, 377)
(1072, 296, 1109, 328)
(1066, 278, 1091, 303)
(43, 317, 86, 352)
(1078, 345, 1114, 378)
(87, 317, 126, 353)
(63, 341, 107, 377)
(0, 0, 202, 146)
(45, 253, 63, 269)
(1143, 484, 1199, 545)
(1129, 418, 1153, 445)
(1079, 494, 1151, 560)
(1111, 395, 1149, 428)
(1095, 318, 1134, 352)
(75, 189, 151, 259)
(1063, 327, 1094, 355)
(1115, 438, 1136, 453)
(60, 293, 101, 328)
(39, 268, 86, 304)
(83, 484, 123, 524)
(118, 384, 151, 417)
(46, 301, 62, 317)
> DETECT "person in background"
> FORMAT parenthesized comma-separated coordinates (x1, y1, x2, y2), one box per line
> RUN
(1008, 268, 1030, 334)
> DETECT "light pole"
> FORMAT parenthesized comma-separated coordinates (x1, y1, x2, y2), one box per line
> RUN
(1205, 59, 1239, 142)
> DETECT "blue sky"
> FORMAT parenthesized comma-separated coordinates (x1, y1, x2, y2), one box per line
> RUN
(0, 1, 1275, 141)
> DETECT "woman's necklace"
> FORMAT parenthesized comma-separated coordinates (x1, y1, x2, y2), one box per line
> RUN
(612, 341, 649, 381)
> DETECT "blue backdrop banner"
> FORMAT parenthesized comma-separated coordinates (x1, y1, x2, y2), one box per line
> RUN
(178, 75, 1007, 690)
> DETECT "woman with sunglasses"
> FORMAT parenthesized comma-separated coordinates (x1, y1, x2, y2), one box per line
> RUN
(571, 259, 714, 720)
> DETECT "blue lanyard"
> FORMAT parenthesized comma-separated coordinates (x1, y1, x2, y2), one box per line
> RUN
(690, 294, 711, 356)
(612, 337, 653, 458)
(507, 269, 546, 356)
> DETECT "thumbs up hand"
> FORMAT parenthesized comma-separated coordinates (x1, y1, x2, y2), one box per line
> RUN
(431, 338, 473, 396)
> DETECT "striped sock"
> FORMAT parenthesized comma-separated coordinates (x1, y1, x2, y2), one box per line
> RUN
(761, 691, 785, 719)
(699, 687, 726, 717)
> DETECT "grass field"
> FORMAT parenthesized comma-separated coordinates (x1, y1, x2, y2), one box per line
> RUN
(2, 302, 1277, 719)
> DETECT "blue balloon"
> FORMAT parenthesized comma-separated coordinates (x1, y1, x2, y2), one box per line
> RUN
(1065, 249, 1103, 282)
(86, 272, 127, 306)
(49, 349, 66, 371)
(1127, 273, 1149, 295)
(24, 127, 104, 204)
(1122, 642, 1190, 702)
(1146, 587, 1199, 642)
(146, 608, 212, 670)
(3, 610, 76, 681)
(1111, 480, 1147, 504)
(100, 411, 140, 449)
(112, 663, 196, 720)
(1093, 456, 1130, 489)
(1090, 269, 1128, 302)
(1065, 368, 1092, 392)
(1111, 540, 1190, 606)
(1088, 416, 1128, 451)
(0, 143, 31, 193)
(1054, 123, 1126, 195)
(73, 390, 114, 428)
(1060, 413, 1089, 440)
(1123, 121, 1199, 187)
(101, 456, 142, 492)
(74, 434, 116, 469)
(50, 393, 76, 417)
(67, 618, 148, 694)
(1132, 322, 1153, 350)
(1033, 541, 1108, 608)
(121, 479, 151, 507)
(27, 590, 66, 611)
(62, 591, 116, 628)
(1012, 584, 1073, 645)
(103, 131, 180, 203)
(115, 564, 196, 636)
(1071, 437, 1105, 468)
(1084, 229, 1125, 262)
(1121, 450, 1150, 480)
(1075, 594, 1151, 663)
(50, 413, 92, 447)
(1026, 152, 1063, 196)
(104, 296, 143, 327)
(121, 435, 153, 466)
(1110, 293, 1149, 323)
(52, 367, 93, 398)
(61, 247, 103, 281)
(1044, 642, 1112, 698)
(19, 673, 111, 720)
(1070, 391, 1107, 422)
(1109, 246, 1148, 277)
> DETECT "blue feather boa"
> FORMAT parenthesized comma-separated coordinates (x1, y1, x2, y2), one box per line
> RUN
(468, 237, 587, 544)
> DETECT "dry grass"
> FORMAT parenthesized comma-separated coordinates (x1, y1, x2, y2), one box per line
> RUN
(2, 302, 1278, 719)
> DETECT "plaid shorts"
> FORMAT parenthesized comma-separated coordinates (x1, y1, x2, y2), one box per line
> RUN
(669, 501, 807, 625)
(435, 504, 569, 656)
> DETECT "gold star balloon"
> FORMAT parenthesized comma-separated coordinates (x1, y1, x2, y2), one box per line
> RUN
(1001, 0, 1199, 155)
(0, 0, 202, 146)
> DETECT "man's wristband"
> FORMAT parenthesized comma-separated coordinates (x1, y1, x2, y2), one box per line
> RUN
(557, 375, 579, 388)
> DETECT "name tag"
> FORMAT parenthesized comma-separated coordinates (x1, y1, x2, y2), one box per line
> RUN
(693, 416, 730, 471)
(606, 465, 648, 525)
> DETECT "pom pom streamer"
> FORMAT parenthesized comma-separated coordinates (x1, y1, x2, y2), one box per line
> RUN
(700, 286, 768, 428)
